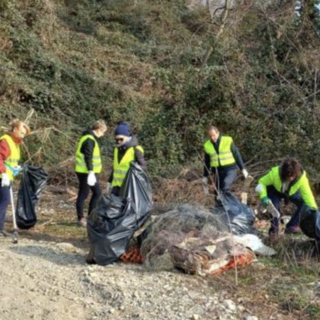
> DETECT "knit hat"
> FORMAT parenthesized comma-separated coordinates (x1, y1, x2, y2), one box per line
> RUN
(114, 121, 131, 137)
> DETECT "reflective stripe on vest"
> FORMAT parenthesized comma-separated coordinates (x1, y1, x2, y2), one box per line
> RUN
(203, 136, 235, 167)
(112, 146, 144, 188)
(74, 135, 102, 174)
(0, 134, 20, 181)
(258, 166, 318, 209)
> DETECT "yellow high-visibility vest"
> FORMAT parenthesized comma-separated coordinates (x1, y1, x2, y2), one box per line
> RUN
(204, 136, 235, 167)
(0, 134, 20, 181)
(258, 166, 318, 209)
(75, 134, 102, 174)
(112, 146, 144, 187)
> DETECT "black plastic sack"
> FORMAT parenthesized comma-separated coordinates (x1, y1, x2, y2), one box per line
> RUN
(212, 192, 256, 235)
(299, 205, 320, 240)
(16, 165, 49, 229)
(119, 162, 153, 222)
(87, 163, 153, 265)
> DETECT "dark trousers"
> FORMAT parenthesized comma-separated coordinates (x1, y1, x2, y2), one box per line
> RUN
(111, 186, 120, 197)
(267, 186, 304, 232)
(76, 173, 101, 220)
(213, 167, 237, 194)
(0, 183, 10, 230)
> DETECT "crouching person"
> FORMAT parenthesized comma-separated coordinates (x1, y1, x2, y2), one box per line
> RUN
(256, 157, 317, 238)
(107, 121, 146, 196)
(0, 120, 30, 236)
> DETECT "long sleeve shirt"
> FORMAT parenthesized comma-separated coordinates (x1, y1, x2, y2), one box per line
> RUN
(0, 133, 22, 173)
(203, 135, 244, 177)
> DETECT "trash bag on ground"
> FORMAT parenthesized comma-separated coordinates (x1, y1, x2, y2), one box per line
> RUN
(87, 163, 153, 265)
(212, 192, 256, 235)
(299, 205, 320, 240)
(141, 204, 254, 276)
(119, 162, 153, 223)
(16, 165, 49, 229)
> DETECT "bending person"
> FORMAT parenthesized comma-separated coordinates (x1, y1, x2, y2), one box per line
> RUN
(75, 120, 107, 226)
(107, 121, 146, 196)
(256, 157, 317, 237)
(203, 125, 248, 199)
(0, 120, 30, 236)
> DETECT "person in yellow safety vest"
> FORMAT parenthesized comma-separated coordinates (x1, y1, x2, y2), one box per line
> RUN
(0, 120, 30, 237)
(75, 120, 107, 227)
(107, 121, 146, 197)
(256, 157, 318, 238)
(203, 126, 248, 200)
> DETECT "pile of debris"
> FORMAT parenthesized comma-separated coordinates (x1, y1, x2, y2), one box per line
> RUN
(86, 164, 276, 275)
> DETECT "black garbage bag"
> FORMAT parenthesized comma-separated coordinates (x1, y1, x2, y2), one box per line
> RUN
(119, 162, 153, 223)
(212, 192, 256, 235)
(299, 205, 320, 240)
(87, 163, 153, 265)
(16, 165, 49, 229)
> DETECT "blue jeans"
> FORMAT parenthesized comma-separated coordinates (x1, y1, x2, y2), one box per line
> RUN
(0, 183, 10, 230)
(267, 186, 304, 233)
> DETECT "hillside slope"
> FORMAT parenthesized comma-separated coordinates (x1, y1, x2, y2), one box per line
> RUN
(1, 0, 320, 179)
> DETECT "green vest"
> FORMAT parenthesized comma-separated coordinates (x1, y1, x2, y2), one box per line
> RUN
(112, 146, 144, 188)
(75, 134, 102, 174)
(204, 136, 236, 168)
(258, 166, 318, 209)
(0, 134, 21, 181)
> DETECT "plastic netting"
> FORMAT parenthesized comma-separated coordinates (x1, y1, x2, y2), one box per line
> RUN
(141, 204, 252, 275)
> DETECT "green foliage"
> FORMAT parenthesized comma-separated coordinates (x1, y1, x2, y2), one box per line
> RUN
(1, 0, 320, 180)
(0, 0, 8, 11)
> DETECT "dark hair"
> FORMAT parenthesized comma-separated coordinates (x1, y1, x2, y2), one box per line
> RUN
(280, 157, 302, 181)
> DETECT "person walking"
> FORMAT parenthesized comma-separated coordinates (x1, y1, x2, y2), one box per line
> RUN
(202, 126, 248, 199)
(0, 119, 30, 236)
(107, 121, 146, 196)
(75, 120, 107, 226)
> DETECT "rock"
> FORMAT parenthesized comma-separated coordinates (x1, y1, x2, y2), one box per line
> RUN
(245, 317, 258, 320)
(56, 242, 78, 252)
(223, 299, 237, 311)
(192, 314, 199, 320)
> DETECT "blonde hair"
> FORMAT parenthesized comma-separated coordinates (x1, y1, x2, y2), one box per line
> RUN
(92, 120, 107, 131)
(10, 119, 30, 135)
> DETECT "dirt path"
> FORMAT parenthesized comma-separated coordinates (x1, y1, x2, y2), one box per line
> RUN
(0, 235, 264, 320)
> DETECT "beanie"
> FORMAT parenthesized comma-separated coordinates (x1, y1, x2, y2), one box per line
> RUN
(114, 121, 131, 137)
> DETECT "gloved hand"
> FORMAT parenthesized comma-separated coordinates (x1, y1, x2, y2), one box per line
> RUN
(242, 169, 249, 179)
(1, 173, 10, 187)
(87, 171, 97, 186)
(262, 197, 270, 206)
(202, 177, 209, 195)
(106, 182, 111, 194)
(12, 166, 22, 177)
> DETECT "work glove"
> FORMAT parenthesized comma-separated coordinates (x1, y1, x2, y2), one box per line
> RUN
(12, 166, 22, 177)
(106, 182, 111, 194)
(87, 171, 97, 186)
(202, 177, 209, 195)
(262, 197, 270, 206)
(242, 169, 249, 179)
(1, 173, 10, 187)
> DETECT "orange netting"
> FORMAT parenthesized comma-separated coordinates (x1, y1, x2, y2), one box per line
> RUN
(120, 248, 144, 264)
(212, 250, 255, 275)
